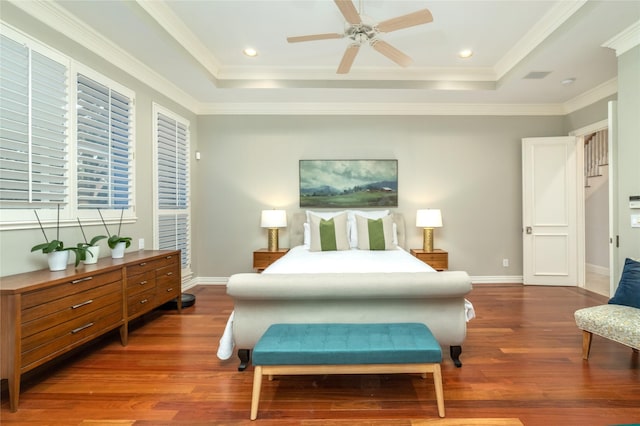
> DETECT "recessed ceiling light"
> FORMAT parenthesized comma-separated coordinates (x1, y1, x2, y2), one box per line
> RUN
(458, 49, 473, 59)
(561, 77, 576, 86)
(243, 47, 258, 57)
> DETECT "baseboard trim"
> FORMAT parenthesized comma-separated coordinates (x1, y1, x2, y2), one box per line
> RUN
(190, 275, 525, 286)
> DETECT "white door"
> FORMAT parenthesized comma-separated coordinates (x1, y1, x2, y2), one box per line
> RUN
(522, 137, 579, 285)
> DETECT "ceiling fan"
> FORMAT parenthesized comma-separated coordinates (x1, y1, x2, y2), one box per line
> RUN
(286, 0, 433, 74)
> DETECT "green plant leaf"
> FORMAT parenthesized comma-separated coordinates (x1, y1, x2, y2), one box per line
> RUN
(108, 235, 132, 249)
(89, 235, 107, 246)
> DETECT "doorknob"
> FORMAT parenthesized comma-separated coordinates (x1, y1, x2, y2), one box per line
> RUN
(526, 226, 533, 234)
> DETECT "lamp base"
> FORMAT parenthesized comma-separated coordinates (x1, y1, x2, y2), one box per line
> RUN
(267, 228, 279, 252)
(422, 228, 434, 252)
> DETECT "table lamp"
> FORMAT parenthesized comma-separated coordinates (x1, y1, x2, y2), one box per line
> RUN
(261, 210, 287, 251)
(416, 209, 442, 252)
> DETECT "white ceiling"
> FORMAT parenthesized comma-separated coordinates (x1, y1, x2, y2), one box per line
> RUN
(14, 0, 640, 114)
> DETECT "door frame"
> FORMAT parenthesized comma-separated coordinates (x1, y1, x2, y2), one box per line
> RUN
(569, 118, 609, 290)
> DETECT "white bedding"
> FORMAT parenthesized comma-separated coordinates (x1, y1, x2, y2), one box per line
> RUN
(217, 245, 475, 360)
(264, 245, 436, 274)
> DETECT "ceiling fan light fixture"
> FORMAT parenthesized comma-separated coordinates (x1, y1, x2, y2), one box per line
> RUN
(243, 47, 258, 57)
(458, 49, 473, 59)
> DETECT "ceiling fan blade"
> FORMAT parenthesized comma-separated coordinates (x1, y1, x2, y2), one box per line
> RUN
(334, 0, 361, 25)
(376, 9, 433, 33)
(371, 39, 413, 67)
(287, 33, 344, 43)
(337, 44, 360, 74)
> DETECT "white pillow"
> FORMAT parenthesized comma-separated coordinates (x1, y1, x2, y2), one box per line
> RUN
(347, 210, 390, 247)
(308, 212, 350, 252)
(303, 222, 310, 247)
(355, 214, 396, 250)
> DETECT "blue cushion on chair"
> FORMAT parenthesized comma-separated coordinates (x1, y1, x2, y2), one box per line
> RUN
(609, 258, 640, 309)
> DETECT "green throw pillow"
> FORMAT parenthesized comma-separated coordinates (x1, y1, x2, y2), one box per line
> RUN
(355, 214, 395, 250)
(309, 212, 349, 252)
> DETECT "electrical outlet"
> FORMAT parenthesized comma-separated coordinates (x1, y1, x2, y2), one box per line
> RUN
(138, 238, 144, 250)
(503, 258, 509, 267)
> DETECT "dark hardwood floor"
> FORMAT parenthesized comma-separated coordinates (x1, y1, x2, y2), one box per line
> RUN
(1, 284, 639, 425)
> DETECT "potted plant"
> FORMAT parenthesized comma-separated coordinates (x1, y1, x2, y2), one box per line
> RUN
(98, 208, 132, 259)
(30, 207, 72, 271)
(76, 218, 107, 265)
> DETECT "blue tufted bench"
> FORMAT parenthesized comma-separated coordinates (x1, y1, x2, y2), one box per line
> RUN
(250, 323, 445, 420)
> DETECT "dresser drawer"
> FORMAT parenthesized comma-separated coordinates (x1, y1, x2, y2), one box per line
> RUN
(127, 288, 156, 317)
(127, 271, 156, 296)
(126, 258, 165, 276)
(21, 301, 122, 369)
(21, 281, 122, 337)
(21, 269, 122, 310)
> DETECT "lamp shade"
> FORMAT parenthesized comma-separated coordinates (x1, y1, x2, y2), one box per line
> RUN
(261, 210, 287, 228)
(416, 209, 442, 228)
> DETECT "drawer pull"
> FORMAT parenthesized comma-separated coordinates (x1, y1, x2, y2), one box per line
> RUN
(166, 272, 173, 276)
(166, 287, 173, 292)
(166, 255, 173, 259)
(139, 262, 147, 266)
(71, 322, 94, 334)
(71, 276, 93, 284)
(71, 299, 94, 309)
(139, 280, 148, 285)
(140, 298, 149, 305)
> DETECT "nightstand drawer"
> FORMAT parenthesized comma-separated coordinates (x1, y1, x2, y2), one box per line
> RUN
(253, 249, 289, 272)
(410, 249, 449, 271)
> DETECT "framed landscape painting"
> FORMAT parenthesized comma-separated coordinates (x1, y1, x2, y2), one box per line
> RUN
(299, 160, 398, 208)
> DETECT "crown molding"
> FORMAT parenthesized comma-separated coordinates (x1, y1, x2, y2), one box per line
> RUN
(562, 78, 617, 114)
(494, 0, 587, 80)
(135, 0, 221, 80)
(8, 0, 200, 113)
(602, 20, 640, 56)
(196, 102, 565, 116)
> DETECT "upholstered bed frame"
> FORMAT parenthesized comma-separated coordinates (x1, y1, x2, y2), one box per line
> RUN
(226, 211, 472, 369)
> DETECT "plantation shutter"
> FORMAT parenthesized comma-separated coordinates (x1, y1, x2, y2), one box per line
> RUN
(0, 34, 68, 208)
(156, 111, 190, 269)
(76, 73, 132, 208)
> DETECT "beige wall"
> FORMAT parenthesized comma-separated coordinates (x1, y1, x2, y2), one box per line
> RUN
(614, 45, 640, 282)
(194, 115, 565, 278)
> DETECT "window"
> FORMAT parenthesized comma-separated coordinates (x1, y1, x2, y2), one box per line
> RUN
(76, 72, 133, 210)
(153, 104, 191, 276)
(0, 26, 134, 227)
(0, 31, 69, 221)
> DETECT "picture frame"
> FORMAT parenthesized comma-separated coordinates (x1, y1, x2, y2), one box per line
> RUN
(299, 159, 398, 208)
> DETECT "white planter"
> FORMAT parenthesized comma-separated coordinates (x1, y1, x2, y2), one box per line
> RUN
(111, 241, 126, 259)
(48, 250, 69, 271)
(84, 245, 100, 264)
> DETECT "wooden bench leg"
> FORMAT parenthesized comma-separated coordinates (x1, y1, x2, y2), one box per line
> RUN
(582, 330, 593, 360)
(431, 364, 445, 418)
(250, 366, 263, 420)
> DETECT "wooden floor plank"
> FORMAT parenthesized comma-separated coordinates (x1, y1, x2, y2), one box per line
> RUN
(2, 284, 639, 425)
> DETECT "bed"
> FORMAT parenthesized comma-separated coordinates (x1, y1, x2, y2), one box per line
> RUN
(219, 210, 474, 368)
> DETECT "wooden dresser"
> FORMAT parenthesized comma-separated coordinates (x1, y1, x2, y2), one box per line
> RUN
(0, 250, 181, 412)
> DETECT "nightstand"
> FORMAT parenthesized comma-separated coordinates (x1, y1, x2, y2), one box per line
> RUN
(253, 248, 289, 272)
(410, 249, 448, 271)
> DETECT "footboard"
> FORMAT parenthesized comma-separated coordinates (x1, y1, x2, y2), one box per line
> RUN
(227, 271, 472, 368)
